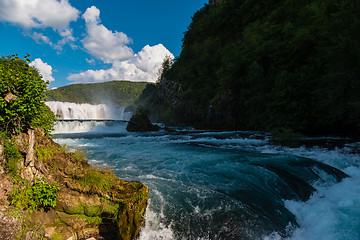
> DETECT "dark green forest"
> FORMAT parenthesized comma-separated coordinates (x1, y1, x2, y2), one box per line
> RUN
(140, 0, 360, 138)
(47, 81, 149, 107)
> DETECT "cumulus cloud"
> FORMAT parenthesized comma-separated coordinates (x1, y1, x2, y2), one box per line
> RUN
(0, 0, 79, 51)
(68, 44, 174, 83)
(68, 6, 174, 84)
(82, 6, 134, 63)
(0, 0, 79, 30)
(30, 58, 55, 82)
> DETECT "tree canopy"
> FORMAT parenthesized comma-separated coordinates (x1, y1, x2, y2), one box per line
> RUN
(142, 0, 360, 138)
(47, 81, 149, 107)
(0, 54, 55, 134)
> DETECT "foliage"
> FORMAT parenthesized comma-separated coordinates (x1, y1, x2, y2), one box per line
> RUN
(135, 84, 158, 108)
(142, 0, 360, 138)
(10, 179, 60, 212)
(157, 55, 173, 82)
(31, 104, 57, 136)
(271, 128, 304, 148)
(0, 54, 55, 134)
(69, 148, 87, 163)
(35, 145, 58, 162)
(77, 168, 118, 193)
(1, 131, 23, 178)
(46, 80, 149, 107)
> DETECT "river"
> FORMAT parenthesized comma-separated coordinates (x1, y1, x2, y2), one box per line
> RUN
(51, 120, 360, 240)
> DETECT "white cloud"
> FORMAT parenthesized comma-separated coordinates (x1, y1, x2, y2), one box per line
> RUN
(68, 6, 174, 84)
(30, 58, 55, 82)
(82, 6, 134, 63)
(0, 0, 80, 30)
(68, 44, 174, 83)
(30, 32, 53, 46)
(0, 0, 79, 50)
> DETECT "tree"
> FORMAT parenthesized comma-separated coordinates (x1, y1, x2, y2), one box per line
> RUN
(0, 54, 56, 134)
(157, 55, 173, 83)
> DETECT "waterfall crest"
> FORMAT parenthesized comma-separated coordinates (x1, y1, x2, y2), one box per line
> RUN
(45, 101, 132, 121)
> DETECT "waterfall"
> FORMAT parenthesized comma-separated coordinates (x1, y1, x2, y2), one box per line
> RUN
(45, 101, 132, 121)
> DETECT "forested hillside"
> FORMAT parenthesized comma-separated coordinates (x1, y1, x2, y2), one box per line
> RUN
(141, 0, 360, 138)
(47, 81, 149, 106)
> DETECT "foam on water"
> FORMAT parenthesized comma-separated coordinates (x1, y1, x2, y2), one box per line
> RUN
(138, 198, 175, 240)
(52, 122, 360, 239)
(262, 143, 360, 240)
(265, 166, 360, 240)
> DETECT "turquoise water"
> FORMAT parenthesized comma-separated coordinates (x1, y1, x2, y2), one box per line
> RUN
(53, 121, 360, 240)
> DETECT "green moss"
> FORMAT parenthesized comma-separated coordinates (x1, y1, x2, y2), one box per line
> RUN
(36, 145, 57, 162)
(81, 215, 102, 226)
(50, 232, 63, 240)
(139, 207, 145, 216)
(77, 169, 118, 193)
(65, 200, 120, 220)
(84, 205, 102, 217)
(132, 193, 147, 204)
(103, 201, 119, 216)
(65, 204, 85, 215)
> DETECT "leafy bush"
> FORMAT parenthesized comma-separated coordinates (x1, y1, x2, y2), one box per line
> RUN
(0, 131, 23, 178)
(10, 179, 60, 212)
(0, 54, 56, 134)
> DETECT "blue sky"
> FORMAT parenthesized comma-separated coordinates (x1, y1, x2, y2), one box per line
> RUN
(0, 0, 207, 88)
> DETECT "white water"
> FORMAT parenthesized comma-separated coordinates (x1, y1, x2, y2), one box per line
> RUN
(52, 121, 360, 240)
(263, 144, 360, 240)
(45, 101, 132, 120)
(52, 120, 129, 134)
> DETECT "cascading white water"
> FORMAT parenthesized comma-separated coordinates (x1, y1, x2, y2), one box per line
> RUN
(45, 101, 132, 121)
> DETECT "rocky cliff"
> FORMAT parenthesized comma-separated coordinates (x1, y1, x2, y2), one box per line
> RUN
(0, 129, 148, 240)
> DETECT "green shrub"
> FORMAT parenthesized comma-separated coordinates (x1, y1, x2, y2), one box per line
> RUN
(1, 132, 23, 178)
(10, 179, 60, 212)
(0, 54, 56, 134)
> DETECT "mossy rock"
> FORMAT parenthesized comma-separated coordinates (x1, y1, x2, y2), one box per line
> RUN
(126, 112, 160, 132)
(1, 128, 149, 240)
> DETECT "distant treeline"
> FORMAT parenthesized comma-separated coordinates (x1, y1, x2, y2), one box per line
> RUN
(47, 81, 150, 107)
(140, 0, 360, 138)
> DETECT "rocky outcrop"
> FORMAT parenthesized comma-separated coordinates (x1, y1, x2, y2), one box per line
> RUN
(126, 112, 160, 132)
(148, 80, 202, 126)
(0, 129, 149, 240)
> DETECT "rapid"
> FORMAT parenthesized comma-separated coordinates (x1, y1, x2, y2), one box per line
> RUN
(48, 102, 360, 240)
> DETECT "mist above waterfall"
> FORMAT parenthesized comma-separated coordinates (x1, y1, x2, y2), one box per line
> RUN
(46, 101, 132, 121)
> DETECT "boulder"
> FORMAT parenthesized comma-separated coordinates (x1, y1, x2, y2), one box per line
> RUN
(126, 112, 160, 132)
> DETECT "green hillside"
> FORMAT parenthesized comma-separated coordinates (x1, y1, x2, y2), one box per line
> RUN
(141, 0, 360, 138)
(47, 81, 150, 107)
